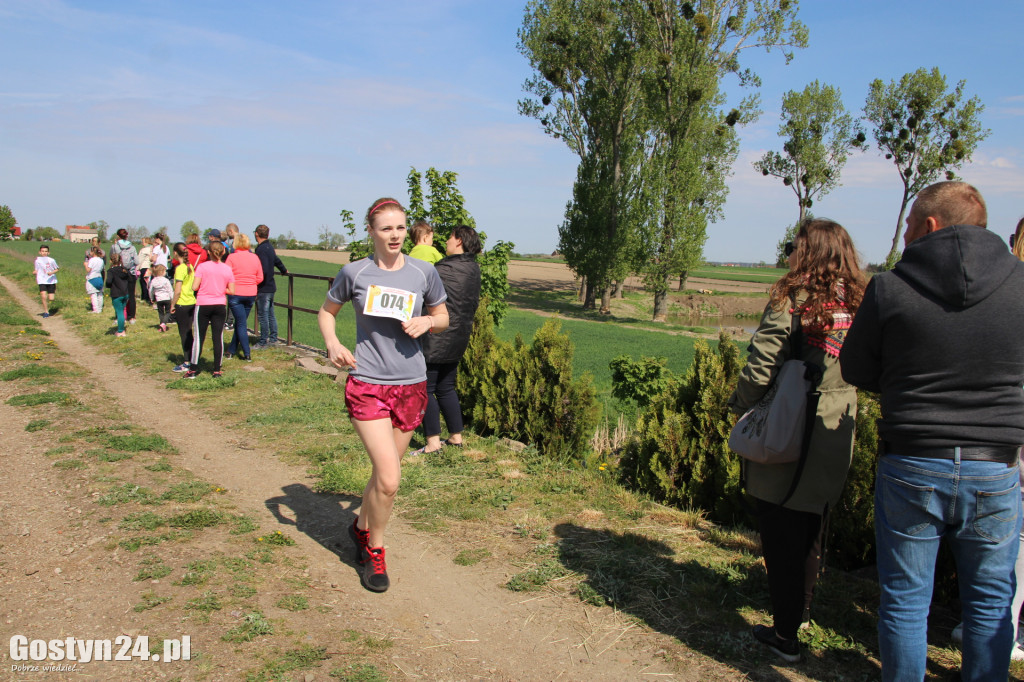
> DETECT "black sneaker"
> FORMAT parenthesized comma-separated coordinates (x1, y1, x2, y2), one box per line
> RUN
(752, 624, 801, 663)
(362, 546, 389, 592)
(349, 518, 370, 564)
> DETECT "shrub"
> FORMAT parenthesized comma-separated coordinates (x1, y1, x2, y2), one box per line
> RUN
(460, 314, 599, 461)
(620, 333, 744, 523)
(609, 355, 676, 408)
(620, 333, 887, 572)
(829, 392, 880, 569)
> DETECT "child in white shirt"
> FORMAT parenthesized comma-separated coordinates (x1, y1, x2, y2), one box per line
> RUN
(33, 245, 59, 317)
(148, 264, 174, 332)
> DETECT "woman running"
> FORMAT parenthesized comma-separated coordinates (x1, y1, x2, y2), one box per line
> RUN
(318, 196, 449, 592)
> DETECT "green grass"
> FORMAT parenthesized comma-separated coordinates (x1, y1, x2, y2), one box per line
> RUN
(453, 548, 492, 566)
(330, 664, 388, 682)
(6, 391, 73, 406)
(176, 559, 217, 586)
(25, 419, 51, 432)
(184, 591, 223, 612)
(222, 611, 274, 642)
(246, 645, 327, 682)
(133, 592, 172, 612)
(166, 508, 224, 530)
(120, 511, 166, 531)
(275, 594, 309, 611)
(1, 365, 61, 381)
(134, 558, 173, 581)
(690, 264, 787, 282)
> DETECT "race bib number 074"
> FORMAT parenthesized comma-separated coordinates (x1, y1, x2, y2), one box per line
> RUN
(364, 285, 417, 323)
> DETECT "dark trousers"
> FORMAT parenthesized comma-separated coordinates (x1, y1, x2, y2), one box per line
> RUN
(191, 305, 227, 371)
(756, 498, 824, 640)
(125, 274, 137, 320)
(174, 304, 195, 364)
(156, 300, 171, 325)
(139, 269, 150, 302)
(424, 362, 463, 438)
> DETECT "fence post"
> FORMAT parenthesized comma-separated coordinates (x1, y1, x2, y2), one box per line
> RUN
(287, 274, 294, 346)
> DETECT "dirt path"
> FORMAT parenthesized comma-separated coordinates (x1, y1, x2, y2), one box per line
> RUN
(0, 275, 687, 681)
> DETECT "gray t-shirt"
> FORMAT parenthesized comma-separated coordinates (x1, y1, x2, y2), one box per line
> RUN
(327, 256, 447, 385)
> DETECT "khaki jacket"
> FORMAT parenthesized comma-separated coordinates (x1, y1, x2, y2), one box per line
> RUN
(729, 298, 857, 515)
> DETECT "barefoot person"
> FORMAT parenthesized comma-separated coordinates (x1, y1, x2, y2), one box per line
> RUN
(318, 196, 449, 592)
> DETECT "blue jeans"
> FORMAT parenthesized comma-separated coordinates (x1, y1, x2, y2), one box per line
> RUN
(255, 292, 278, 344)
(875, 452, 1021, 682)
(226, 294, 255, 357)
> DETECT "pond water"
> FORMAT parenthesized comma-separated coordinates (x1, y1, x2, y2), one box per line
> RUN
(666, 313, 759, 336)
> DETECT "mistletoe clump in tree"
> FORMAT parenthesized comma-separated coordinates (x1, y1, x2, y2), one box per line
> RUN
(864, 67, 989, 269)
(754, 80, 862, 226)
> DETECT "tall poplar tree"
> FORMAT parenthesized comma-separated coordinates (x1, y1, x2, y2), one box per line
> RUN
(634, 0, 807, 320)
(864, 67, 989, 269)
(519, 0, 647, 312)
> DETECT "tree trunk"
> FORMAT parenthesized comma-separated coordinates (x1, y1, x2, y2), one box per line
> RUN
(652, 276, 670, 322)
(599, 285, 612, 314)
(583, 280, 597, 310)
(678, 273, 686, 291)
(614, 280, 625, 298)
(885, 185, 913, 269)
(578, 276, 586, 303)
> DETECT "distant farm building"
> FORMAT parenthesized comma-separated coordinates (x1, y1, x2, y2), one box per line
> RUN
(65, 225, 98, 243)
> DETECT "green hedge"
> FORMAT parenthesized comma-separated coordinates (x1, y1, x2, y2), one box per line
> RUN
(458, 303, 600, 461)
(618, 331, 882, 569)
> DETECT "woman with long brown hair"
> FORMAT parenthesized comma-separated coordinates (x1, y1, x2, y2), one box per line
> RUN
(729, 218, 865, 663)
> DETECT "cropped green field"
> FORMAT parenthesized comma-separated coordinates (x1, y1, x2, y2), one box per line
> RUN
(689, 264, 786, 283)
(1, 242, 718, 409)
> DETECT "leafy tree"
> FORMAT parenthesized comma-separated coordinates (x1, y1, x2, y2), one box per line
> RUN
(864, 67, 989, 269)
(633, 0, 807, 321)
(86, 220, 109, 241)
(773, 213, 810, 268)
(406, 167, 476, 237)
(343, 167, 513, 325)
(23, 228, 35, 241)
(125, 225, 149, 242)
(0, 204, 15, 240)
(180, 220, 200, 242)
(754, 81, 862, 225)
(34, 226, 61, 240)
(519, 0, 647, 313)
(316, 224, 346, 250)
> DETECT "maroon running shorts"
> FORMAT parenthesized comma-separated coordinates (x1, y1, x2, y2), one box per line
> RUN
(345, 376, 428, 432)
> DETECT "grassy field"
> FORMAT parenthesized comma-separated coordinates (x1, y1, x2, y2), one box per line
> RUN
(1, 246, 992, 680)
(689, 265, 787, 283)
(3, 242, 709, 410)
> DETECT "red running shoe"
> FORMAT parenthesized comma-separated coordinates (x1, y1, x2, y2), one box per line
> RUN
(362, 546, 389, 592)
(348, 518, 369, 564)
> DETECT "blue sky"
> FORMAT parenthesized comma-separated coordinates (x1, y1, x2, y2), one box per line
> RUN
(1, 0, 1021, 265)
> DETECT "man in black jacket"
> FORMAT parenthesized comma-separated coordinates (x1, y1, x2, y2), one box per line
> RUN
(253, 224, 288, 348)
(840, 181, 1024, 681)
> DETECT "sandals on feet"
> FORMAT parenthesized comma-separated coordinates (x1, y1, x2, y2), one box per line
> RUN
(442, 439, 464, 448)
(408, 445, 444, 457)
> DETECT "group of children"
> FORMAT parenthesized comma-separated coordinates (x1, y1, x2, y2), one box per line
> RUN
(30, 235, 240, 372)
